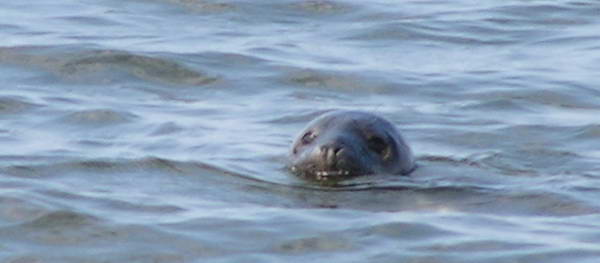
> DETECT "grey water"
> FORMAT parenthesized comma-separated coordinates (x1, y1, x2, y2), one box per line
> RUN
(2, 0, 600, 262)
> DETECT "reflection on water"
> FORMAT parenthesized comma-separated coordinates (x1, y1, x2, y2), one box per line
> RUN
(2, 0, 600, 262)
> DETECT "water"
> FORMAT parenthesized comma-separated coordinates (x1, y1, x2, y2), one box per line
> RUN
(2, 0, 600, 262)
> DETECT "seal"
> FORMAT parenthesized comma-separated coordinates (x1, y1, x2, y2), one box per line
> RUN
(289, 110, 415, 180)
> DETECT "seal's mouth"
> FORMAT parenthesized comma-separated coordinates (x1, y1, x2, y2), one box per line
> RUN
(291, 165, 355, 180)
(314, 170, 350, 176)
(313, 170, 351, 180)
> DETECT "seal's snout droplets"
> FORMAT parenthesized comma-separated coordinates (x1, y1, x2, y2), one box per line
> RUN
(289, 110, 415, 180)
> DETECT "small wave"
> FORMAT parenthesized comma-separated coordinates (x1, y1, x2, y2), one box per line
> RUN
(73, 157, 193, 174)
(531, 35, 600, 48)
(159, 0, 236, 13)
(458, 99, 532, 112)
(418, 154, 485, 168)
(488, 3, 596, 26)
(59, 109, 139, 127)
(53, 15, 123, 27)
(149, 122, 185, 136)
(24, 210, 99, 229)
(0, 96, 39, 115)
(342, 20, 516, 46)
(61, 50, 218, 85)
(0, 47, 218, 86)
(0, 156, 213, 179)
(358, 221, 454, 241)
(160, 0, 353, 16)
(418, 148, 581, 177)
(281, 68, 394, 94)
(0, 196, 47, 223)
(295, 0, 351, 14)
(572, 124, 600, 140)
(276, 235, 352, 254)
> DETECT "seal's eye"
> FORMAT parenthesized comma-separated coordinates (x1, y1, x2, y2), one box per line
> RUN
(301, 131, 316, 145)
(367, 135, 387, 155)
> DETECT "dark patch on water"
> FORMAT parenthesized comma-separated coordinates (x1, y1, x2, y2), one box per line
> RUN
(0, 96, 40, 115)
(60, 109, 139, 127)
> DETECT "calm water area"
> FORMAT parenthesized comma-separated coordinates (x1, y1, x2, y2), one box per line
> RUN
(1, 0, 600, 262)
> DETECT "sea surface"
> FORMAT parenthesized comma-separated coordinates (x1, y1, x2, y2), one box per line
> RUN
(2, 0, 600, 262)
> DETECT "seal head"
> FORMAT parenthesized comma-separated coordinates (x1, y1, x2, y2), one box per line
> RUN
(289, 111, 414, 180)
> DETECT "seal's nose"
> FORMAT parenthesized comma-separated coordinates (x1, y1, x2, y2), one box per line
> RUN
(320, 141, 345, 166)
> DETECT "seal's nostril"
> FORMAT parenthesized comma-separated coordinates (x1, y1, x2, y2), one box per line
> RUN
(320, 143, 344, 156)
(333, 146, 343, 156)
(319, 145, 330, 153)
